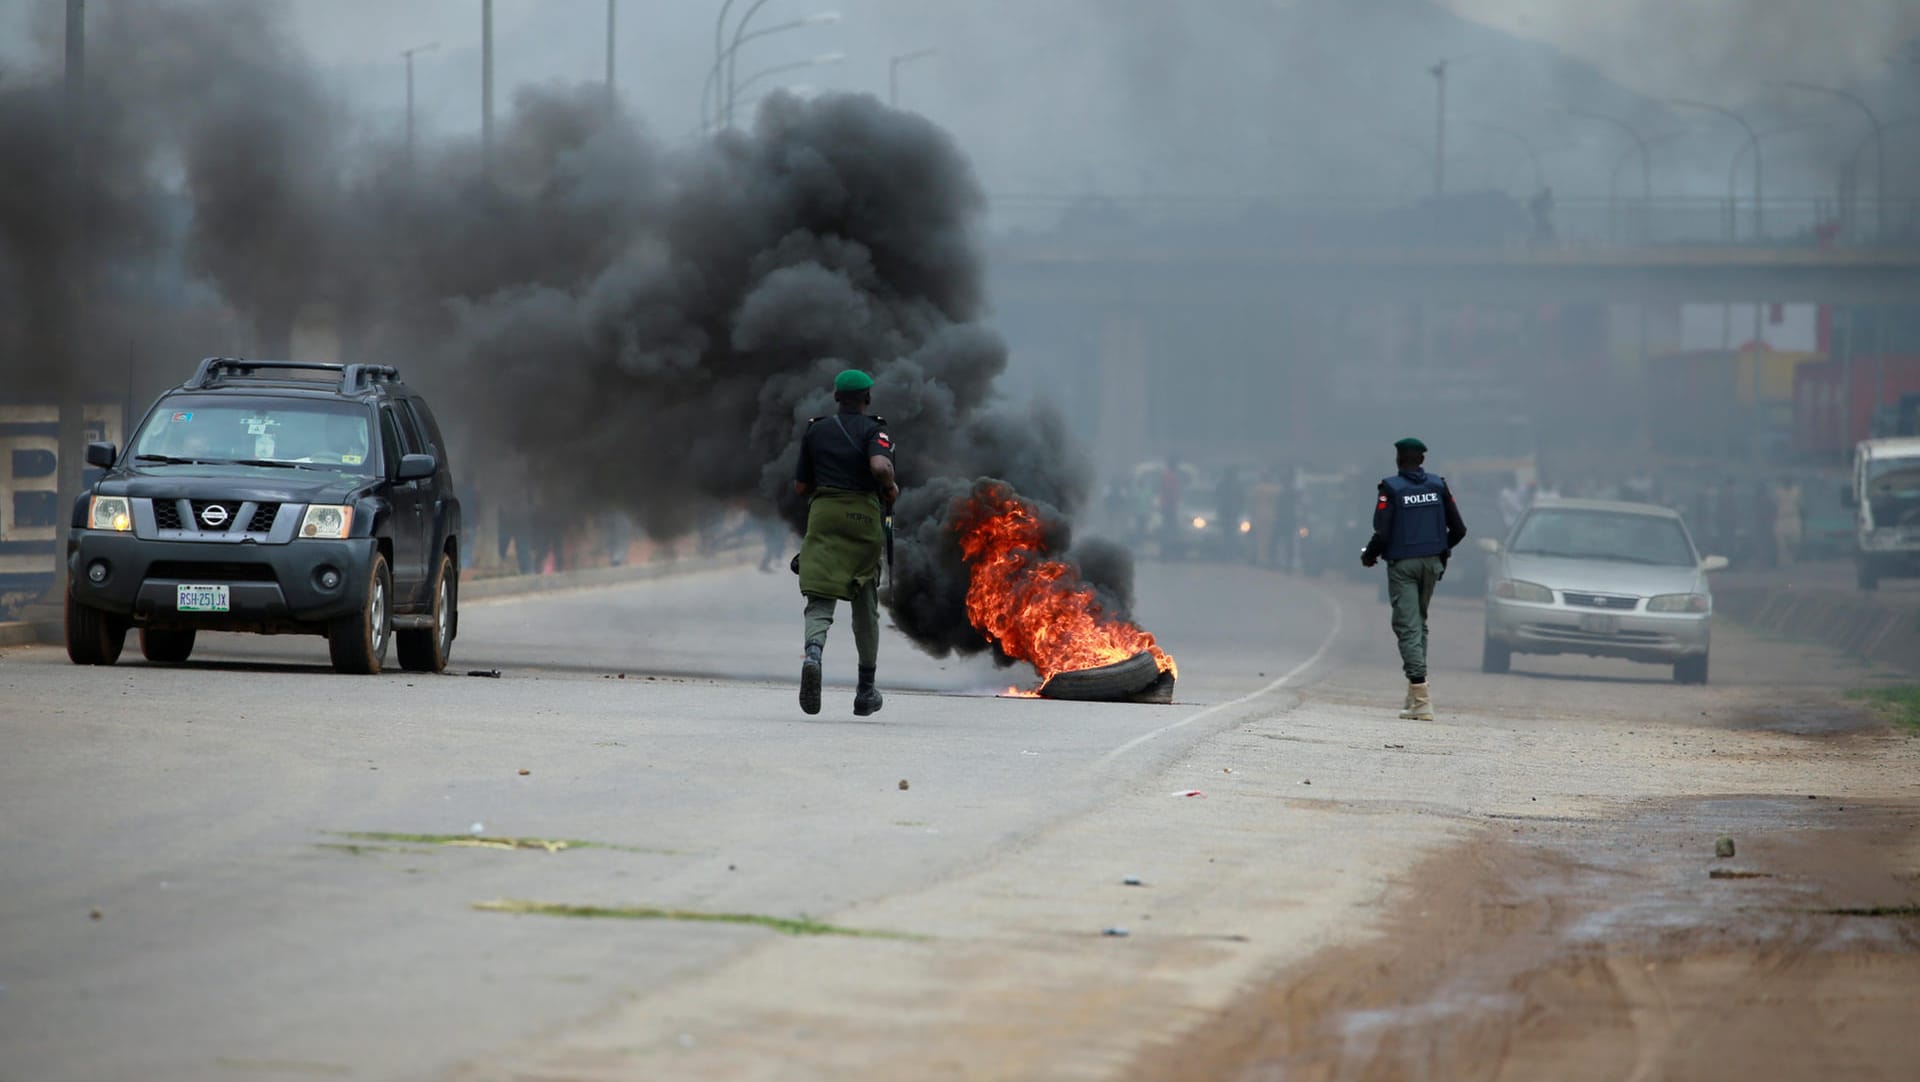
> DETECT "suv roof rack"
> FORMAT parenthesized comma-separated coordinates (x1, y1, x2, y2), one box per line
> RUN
(186, 357, 401, 394)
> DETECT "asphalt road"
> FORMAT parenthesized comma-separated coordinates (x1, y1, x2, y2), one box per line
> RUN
(0, 559, 1338, 1082)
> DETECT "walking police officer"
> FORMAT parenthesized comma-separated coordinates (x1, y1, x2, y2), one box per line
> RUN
(793, 369, 898, 716)
(1360, 438, 1467, 720)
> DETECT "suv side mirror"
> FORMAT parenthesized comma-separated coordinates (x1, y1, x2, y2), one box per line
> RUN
(1476, 537, 1501, 554)
(85, 442, 117, 469)
(395, 453, 437, 482)
(1700, 555, 1730, 573)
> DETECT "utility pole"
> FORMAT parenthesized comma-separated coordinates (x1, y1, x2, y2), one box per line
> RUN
(401, 42, 438, 168)
(605, 0, 617, 110)
(52, 0, 88, 603)
(481, 0, 494, 176)
(1429, 60, 1447, 197)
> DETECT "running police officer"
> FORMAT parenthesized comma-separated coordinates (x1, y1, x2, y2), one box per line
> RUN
(793, 369, 899, 716)
(1360, 437, 1467, 720)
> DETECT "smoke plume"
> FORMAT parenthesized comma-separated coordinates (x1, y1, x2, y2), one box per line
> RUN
(0, 0, 1141, 669)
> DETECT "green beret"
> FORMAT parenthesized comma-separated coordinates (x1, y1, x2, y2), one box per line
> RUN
(1394, 437, 1427, 454)
(833, 369, 875, 394)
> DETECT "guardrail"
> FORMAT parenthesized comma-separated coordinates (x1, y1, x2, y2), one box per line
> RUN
(984, 194, 1920, 250)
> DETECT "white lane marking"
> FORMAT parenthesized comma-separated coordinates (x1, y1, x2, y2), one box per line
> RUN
(1100, 583, 1344, 763)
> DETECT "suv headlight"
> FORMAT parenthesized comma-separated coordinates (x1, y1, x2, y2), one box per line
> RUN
(299, 505, 354, 539)
(1492, 579, 1553, 603)
(89, 495, 132, 532)
(1648, 593, 1709, 613)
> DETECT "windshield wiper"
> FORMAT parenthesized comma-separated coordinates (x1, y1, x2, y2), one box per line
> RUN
(134, 453, 212, 465)
(230, 459, 324, 471)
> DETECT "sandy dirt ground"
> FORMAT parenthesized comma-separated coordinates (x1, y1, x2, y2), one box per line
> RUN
(451, 579, 1920, 1082)
(1128, 588, 1920, 1082)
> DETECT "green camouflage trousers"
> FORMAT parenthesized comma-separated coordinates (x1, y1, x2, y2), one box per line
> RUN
(1387, 556, 1444, 684)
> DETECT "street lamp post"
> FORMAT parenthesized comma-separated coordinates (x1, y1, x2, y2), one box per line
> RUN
(732, 53, 845, 106)
(1565, 108, 1653, 242)
(889, 47, 936, 108)
(1778, 81, 1884, 241)
(1429, 59, 1447, 197)
(400, 42, 439, 167)
(1470, 122, 1543, 191)
(703, 9, 841, 129)
(481, 0, 493, 176)
(1670, 99, 1762, 240)
(1727, 125, 1808, 240)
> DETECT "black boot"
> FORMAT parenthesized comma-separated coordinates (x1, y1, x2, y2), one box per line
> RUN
(853, 665, 883, 716)
(799, 643, 823, 715)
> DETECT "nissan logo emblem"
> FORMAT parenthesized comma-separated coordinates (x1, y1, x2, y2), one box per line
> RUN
(200, 505, 230, 527)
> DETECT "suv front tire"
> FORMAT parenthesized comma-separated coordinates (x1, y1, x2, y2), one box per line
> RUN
(328, 554, 392, 674)
(66, 591, 127, 666)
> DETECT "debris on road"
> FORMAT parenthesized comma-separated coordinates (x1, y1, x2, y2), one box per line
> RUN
(1122, 876, 1145, 886)
(1385, 743, 1406, 750)
(1102, 926, 1130, 937)
(517, 769, 530, 776)
(1172, 789, 1205, 798)
(89, 908, 102, 921)
(1708, 869, 1773, 879)
(335, 831, 657, 854)
(466, 669, 501, 678)
(899, 779, 910, 790)
(1715, 836, 1736, 858)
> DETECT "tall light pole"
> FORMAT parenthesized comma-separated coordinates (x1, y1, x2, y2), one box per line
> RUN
(724, 0, 780, 127)
(709, 10, 841, 128)
(53, 0, 87, 603)
(1565, 108, 1653, 242)
(605, 0, 616, 109)
(732, 53, 845, 106)
(401, 42, 438, 167)
(1727, 125, 1807, 239)
(481, 0, 494, 176)
(1429, 59, 1447, 197)
(1670, 99, 1762, 240)
(1778, 81, 1884, 241)
(1470, 122, 1543, 191)
(889, 47, 935, 108)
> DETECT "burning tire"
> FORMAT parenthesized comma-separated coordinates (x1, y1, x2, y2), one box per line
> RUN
(1038, 650, 1165, 701)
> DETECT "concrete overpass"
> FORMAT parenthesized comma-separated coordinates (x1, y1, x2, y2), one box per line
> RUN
(987, 243, 1920, 306)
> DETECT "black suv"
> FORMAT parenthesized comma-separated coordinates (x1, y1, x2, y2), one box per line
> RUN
(65, 359, 461, 674)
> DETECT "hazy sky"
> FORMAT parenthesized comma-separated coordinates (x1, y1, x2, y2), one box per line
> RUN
(6, 0, 1915, 207)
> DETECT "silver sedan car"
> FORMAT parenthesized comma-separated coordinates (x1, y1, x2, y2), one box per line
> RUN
(1479, 498, 1728, 684)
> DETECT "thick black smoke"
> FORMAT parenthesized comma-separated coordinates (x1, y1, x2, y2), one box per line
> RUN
(0, 0, 1141, 667)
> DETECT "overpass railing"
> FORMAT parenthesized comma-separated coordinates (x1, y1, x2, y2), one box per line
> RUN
(985, 193, 1920, 249)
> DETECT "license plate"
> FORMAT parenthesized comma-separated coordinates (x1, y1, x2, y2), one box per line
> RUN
(1578, 613, 1618, 635)
(176, 584, 230, 613)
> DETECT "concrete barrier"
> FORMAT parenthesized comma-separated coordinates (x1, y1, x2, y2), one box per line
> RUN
(1716, 583, 1920, 676)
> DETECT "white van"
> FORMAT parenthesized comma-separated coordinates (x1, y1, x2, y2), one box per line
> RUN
(1851, 437, 1920, 590)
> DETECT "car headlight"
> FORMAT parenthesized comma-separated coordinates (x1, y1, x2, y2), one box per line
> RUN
(1492, 579, 1553, 603)
(299, 504, 354, 539)
(1238, 519, 1252, 534)
(88, 495, 132, 532)
(1191, 516, 1208, 530)
(1647, 593, 1709, 613)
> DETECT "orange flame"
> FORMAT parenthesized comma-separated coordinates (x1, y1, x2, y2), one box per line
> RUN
(956, 481, 1177, 684)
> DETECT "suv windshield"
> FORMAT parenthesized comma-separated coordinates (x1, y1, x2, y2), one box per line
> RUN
(131, 396, 376, 476)
(1510, 509, 1697, 567)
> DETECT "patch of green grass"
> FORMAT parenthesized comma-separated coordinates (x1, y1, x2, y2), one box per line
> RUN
(471, 898, 923, 939)
(331, 831, 676, 855)
(1843, 686, 1920, 730)
(312, 842, 432, 857)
